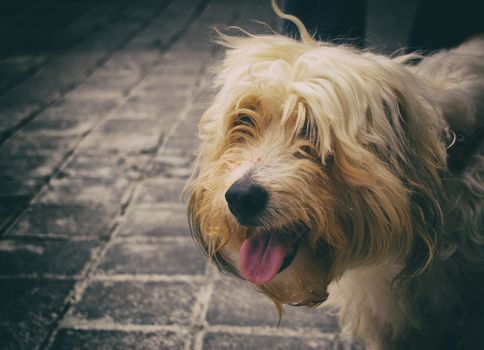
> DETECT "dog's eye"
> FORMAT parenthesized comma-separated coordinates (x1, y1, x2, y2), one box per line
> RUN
(234, 115, 255, 127)
(229, 114, 256, 143)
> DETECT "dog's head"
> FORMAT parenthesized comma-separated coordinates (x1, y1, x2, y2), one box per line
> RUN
(187, 11, 448, 311)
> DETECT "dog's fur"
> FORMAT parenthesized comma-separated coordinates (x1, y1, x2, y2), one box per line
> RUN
(187, 6, 484, 349)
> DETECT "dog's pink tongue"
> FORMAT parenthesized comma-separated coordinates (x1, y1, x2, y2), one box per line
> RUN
(239, 233, 287, 285)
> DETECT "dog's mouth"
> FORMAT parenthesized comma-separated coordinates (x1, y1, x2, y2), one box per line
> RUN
(239, 228, 300, 285)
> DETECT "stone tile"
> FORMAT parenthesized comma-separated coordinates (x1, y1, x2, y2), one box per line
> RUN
(66, 84, 124, 103)
(67, 281, 199, 325)
(43, 3, 127, 53)
(163, 136, 199, 153)
(115, 95, 177, 120)
(136, 178, 185, 203)
(203, 333, 335, 350)
(50, 329, 186, 350)
(3, 133, 80, 156)
(0, 178, 44, 201)
(0, 239, 97, 276)
(161, 53, 207, 75)
(206, 278, 339, 331)
(0, 280, 74, 350)
(0, 118, 23, 139)
(21, 114, 95, 137)
(0, 153, 63, 180)
(16, 66, 80, 102)
(133, 78, 192, 101)
(44, 98, 117, 120)
(160, 147, 197, 159)
(78, 56, 145, 90)
(171, 118, 200, 138)
(118, 203, 190, 238)
(37, 177, 130, 206)
(147, 154, 195, 180)
(97, 239, 205, 275)
(2, 9, 156, 118)
(0, 181, 43, 232)
(49, 46, 105, 70)
(135, 71, 194, 89)
(0, 55, 46, 95)
(59, 154, 150, 180)
(0, 91, 44, 127)
(7, 204, 115, 238)
(79, 118, 163, 154)
(98, 52, 148, 73)
(0, 201, 29, 234)
(128, 0, 200, 48)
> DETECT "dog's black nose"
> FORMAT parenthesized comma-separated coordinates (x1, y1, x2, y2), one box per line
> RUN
(225, 180, 268, 224)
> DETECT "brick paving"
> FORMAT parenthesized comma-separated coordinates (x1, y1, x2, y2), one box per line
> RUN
(0, 0, 410, 349)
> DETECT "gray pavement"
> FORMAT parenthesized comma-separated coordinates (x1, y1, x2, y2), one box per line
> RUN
(0, 0, 413, 349)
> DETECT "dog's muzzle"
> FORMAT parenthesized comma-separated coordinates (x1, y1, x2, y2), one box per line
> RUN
(225, 179, 268, 226)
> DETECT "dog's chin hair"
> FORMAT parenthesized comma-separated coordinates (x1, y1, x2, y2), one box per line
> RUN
(259, 243, 330, 313)
(186, 21, 484, 350)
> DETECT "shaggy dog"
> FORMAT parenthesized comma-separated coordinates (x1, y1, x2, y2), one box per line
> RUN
(187, 4, 484, 349)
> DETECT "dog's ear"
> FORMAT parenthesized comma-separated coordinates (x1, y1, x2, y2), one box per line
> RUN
(314, 57, 448, 277)
(381, 86, 446, 280)
(331, 139, 415, 261)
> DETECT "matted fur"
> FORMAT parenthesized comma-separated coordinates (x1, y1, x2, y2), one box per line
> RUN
(187, 5, 484, 349)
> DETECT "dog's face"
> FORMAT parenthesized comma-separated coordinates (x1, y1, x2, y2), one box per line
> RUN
(188, 34, 447, 309)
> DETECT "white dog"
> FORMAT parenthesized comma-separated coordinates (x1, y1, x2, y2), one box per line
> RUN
(187, 3, 484, 349)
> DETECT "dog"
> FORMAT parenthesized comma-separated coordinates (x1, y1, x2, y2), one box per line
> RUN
(187, 3, 484, 349)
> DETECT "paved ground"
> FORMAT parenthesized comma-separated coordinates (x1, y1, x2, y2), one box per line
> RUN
(0, 0, 415, 349)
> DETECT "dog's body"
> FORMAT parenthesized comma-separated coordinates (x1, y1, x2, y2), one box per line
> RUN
(327, 39, 484, 349)
(187, 8, 484, 349)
